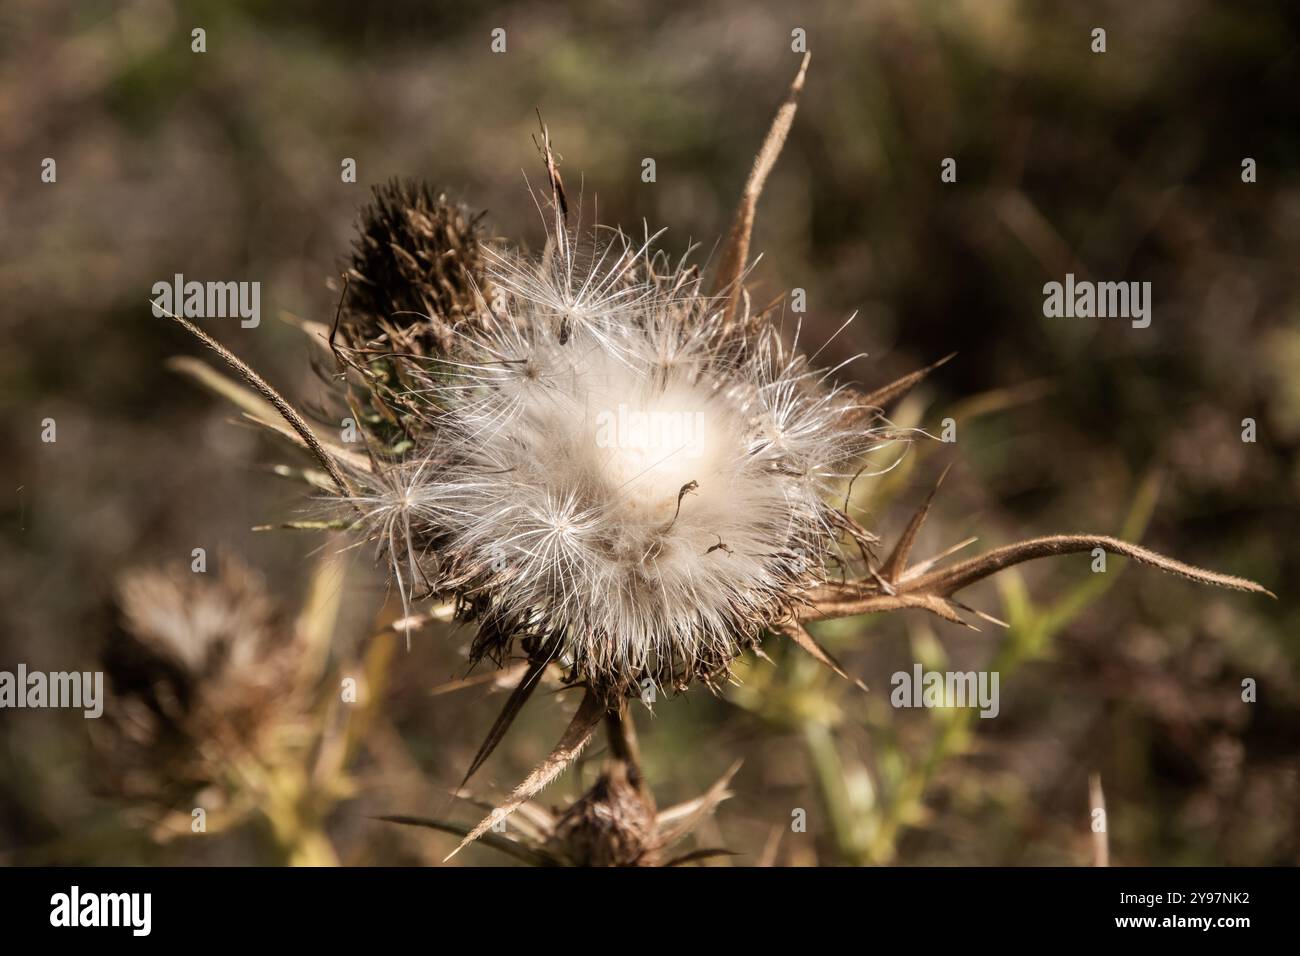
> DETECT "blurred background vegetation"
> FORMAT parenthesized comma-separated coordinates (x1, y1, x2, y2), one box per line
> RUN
(1, 0, 1297, 865)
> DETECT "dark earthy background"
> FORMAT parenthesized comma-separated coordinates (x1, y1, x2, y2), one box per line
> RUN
(2, 0, 1297, 865)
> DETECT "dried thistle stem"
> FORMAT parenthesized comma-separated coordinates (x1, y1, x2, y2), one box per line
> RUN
(713, 51, 810, 327)
(804, 534, 1273, 622)
(159, 307, 356, 500)
(604, 700, 654, 813)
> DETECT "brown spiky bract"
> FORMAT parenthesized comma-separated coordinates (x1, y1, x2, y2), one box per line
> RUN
(343, 178, 488, 356)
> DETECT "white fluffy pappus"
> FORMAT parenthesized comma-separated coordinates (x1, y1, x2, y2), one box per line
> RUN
(344, 223, 897, 697)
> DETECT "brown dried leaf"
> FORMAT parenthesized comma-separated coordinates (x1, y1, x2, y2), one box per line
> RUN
(851, 352, 957, 418)
(445, 690, 606, 861)
(775, 619, 869, 692)
(907, 534, 1274, 599)
(237, 412, 373, 474)
(458, 650, 555, 789)
(533, 111, 569, 224)
(804, 534, 1273, 625)
(879, 465, 951, 584)
(656, 759, 742, 850)
(376, 815, 555, 867)
(713, 53, 810, 326)
(160, 308, 357, 500)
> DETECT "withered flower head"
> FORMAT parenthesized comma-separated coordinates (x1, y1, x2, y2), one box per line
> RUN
(97, 560, 308, 818)
(343, 178, 487, 357)
(340, 215, 884, 701)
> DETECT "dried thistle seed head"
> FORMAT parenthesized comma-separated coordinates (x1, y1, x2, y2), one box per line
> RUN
(96, 559, 311, 809)
(113, 559, 282, 682)
(547, 761, 660, 866)
(343, 178, 488, 357)
(343, 220, 889, 699)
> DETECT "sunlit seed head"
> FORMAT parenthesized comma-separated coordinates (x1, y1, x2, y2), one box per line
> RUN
(346, 220, 891, 696)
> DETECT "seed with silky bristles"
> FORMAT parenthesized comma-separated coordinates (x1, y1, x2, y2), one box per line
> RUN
(343, 220, 890, 699)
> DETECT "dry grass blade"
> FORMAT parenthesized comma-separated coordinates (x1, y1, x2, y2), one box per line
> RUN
(656, 759, 742, 849)
(665, 848, 740, 866)
(712, 52, 810, 325)
(166, 355, 278, 422)
(775, 619, 869, 692)
(429, 660, 530, 697)
(509, 799, 558, 839)
(279, 311, 335, 355)
(458, 650, 555, 789)
(445, 690, 606, 860)
(851, 352, 957, 419)
(158, 306, 356, 499)
(898, 535, 978, 580)
(375, 815, 555, 867)
(879, 465, 951, 584)
(440, 790, 552, 844)
(237, 412, 373, 474)
(533, 110, 568, 223)
(758, 826, 784, 867)
(804, 591, 973, 626)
